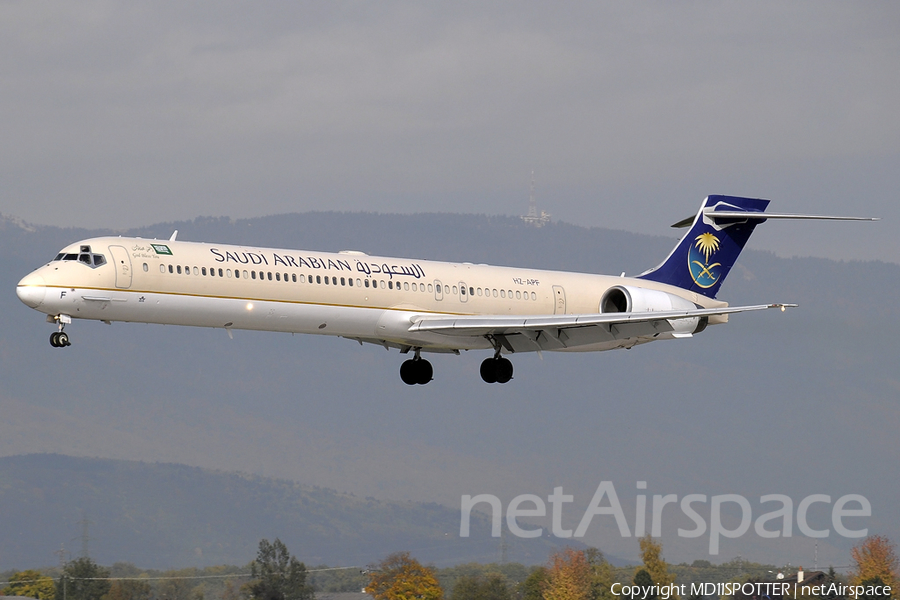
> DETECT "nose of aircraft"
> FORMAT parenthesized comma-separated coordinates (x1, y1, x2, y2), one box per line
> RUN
(17, 272, 47, 308)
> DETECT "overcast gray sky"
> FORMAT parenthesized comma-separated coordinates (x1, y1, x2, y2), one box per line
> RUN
(2, 2, 898, 261)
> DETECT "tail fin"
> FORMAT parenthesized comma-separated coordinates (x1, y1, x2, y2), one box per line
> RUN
(638, 195, 770, 298)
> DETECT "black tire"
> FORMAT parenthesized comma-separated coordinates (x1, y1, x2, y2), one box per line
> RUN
(480, 358, 498, 383)
(496, 357, 513, 383)
(400, 359, 417, 385)
(416, 360, 433, 385)
(59, 332, 70, 347)
(50, 332, 59, 347)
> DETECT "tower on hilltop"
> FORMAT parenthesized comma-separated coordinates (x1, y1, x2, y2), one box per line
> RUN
(520, 171, 551, 227)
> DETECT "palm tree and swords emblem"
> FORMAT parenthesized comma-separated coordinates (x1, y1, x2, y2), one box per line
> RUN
(688, 232, 722, 288)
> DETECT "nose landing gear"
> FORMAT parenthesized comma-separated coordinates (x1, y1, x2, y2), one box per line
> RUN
(49, 314, 72, 348)
(400, 349, 433, 385)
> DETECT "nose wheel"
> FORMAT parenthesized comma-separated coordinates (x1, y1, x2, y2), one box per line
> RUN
(50, 331, 71, 348)
(400, 353, 433, 385)
(480, 356, 513, 384)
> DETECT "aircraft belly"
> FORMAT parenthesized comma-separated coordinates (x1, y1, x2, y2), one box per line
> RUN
(66, 290, 386, 337)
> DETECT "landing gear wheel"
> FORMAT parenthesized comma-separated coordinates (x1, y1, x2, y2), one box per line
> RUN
(400, 359, 434, 385)
(480, 358, 498, 384)
(495, 357, 513, 383)
(400, 359, 418, 385)
(416, 360, 433, 385)
(49, 332, 71, 347)
(481, 357, 513, 384)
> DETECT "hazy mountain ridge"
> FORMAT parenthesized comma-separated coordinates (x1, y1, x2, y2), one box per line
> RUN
(1, 211, 897, 568)
(0, 454, 570, 570)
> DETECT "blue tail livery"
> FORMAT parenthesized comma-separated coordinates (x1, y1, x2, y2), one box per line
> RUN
(638, 195, 877, 298)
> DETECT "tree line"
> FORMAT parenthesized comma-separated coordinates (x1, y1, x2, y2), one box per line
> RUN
(3, 535, 896, 600)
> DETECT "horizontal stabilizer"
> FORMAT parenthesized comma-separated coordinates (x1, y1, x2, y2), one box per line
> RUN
(672, 210, 879, 228)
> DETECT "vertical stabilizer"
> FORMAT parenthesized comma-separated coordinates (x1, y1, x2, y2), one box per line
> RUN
(638, 195, 770, 298)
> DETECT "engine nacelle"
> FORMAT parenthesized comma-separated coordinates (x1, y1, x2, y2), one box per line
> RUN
(599, 285, 707, 336)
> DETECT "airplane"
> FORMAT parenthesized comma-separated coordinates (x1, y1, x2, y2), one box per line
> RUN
(16, 195, 876, 385)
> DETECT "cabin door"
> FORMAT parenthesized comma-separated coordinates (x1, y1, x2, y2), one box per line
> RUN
(552, 285, 566, 314)
(108, 245, 133, 289)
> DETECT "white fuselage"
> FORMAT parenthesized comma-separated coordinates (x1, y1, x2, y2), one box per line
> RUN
(17, 236, 726, 353)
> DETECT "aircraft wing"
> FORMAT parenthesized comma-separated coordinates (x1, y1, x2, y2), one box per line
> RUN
(409, 303, 795, 352)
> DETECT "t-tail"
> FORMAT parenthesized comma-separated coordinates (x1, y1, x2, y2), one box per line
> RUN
(638, 195, 878, 298)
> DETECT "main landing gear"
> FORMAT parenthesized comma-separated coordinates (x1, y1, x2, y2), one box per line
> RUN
(480, 355, 513, 384)
(400, 350, 433, 385)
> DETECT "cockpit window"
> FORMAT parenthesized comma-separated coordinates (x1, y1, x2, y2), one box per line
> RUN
(55, 249, 106, 268)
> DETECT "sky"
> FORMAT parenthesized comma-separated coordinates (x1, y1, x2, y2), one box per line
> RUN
(1, 2, 898, 262)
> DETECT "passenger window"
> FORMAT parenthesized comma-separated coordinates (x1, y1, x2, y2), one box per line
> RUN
(243, 270, 249, 278)
(219, 269, 224, 277)
(292, 274, 297, 282)
(267, 272, 272, 281)
(169, 265, 174, 273)
(227, 269, 232, 278)
(532, 291, 537, 300)
(284, 273, 288, 282)
(276, 272, 281, 281)
(202, 267, 207, 276)
(300, 274, 305, 283)
(177, 265, 182, 274)
(500, 290, 505, 298)
(365, 279, 370, 288)
(159, 264, 165, 273)
(235, 270, 240, 279)
(355, 278, 361, 286)
(341, 277, 345, 286)
(493, 289, 498, 297)
(143, 263, 149, 272)
(316, 275, 321, 284)
(516, 291, 521, 299)
(403, 282, 409, 291)
(380, 280, 386, 289)
(452, 286, 458, 294)
(332, 277, 337, 285)
(469, 287, 474, 296)
(251, 271, 256, 280)
(428, 284, 433, 292)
